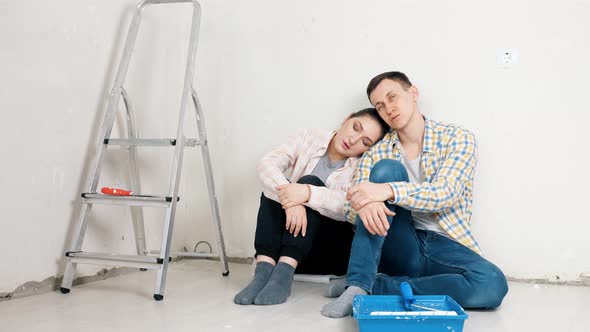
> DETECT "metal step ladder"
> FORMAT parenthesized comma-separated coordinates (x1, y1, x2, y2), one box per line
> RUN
(60, 0, 229, 301)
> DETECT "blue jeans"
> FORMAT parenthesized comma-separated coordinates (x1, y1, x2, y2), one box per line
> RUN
(346, 159, 508, 309)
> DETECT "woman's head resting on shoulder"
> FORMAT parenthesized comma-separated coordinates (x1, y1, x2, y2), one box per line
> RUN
(328, 108, 389, 160)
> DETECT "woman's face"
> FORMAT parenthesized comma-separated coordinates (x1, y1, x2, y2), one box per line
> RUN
(332, 115, 384, 159)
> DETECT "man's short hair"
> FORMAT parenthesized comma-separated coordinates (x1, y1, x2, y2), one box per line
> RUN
(366, 71, 413, 98)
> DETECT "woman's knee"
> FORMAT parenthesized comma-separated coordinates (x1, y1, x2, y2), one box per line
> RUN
(297, 175, 325, 186)
(370, 159, 409, 183)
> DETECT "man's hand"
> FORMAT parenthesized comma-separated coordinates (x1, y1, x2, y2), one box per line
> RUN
(285, 205, 307, 237)
(347, 183, 394, 210)
(277, 183, 311, 209)
(357, 202, 396, 236)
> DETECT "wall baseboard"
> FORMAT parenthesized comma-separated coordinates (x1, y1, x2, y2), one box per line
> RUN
(2, 257, 587, 302)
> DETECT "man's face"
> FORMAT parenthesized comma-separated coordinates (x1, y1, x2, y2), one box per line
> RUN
(369, 79, 419, 130)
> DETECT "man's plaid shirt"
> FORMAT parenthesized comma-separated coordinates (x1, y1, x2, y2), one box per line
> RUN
(345, 118, 481, 254)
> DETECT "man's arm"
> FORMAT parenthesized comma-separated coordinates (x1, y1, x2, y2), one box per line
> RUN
(389, 130, 477, 212)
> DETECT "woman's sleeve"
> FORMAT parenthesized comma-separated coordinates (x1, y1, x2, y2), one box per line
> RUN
(304, 184, 350, 221)
(256, 130, 307, 202)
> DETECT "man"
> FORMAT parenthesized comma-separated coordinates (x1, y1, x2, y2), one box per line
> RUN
(321, 71, 508, 318)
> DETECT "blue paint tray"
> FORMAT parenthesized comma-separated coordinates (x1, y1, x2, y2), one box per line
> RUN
(353, 295, 468, 332)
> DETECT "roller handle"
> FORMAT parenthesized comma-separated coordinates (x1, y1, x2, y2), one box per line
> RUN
(400, 282, 415, 310)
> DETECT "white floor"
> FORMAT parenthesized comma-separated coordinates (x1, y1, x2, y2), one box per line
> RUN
(1, 260, 588, 332)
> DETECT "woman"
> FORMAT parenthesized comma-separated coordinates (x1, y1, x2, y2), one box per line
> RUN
(234, 108, 389, 305)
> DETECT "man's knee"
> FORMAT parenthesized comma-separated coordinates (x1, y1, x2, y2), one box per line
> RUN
(463, 264, 509, 309)
(370, 160, 409, 183)
(297, 175, 325, 186)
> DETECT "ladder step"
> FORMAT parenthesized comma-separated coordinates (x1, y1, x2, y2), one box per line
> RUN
(81, 193, 179, 208)
(65, 251, 171, 270)
(104, 138, 200, 147)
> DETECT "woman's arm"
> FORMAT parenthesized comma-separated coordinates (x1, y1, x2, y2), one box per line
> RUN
(305, 185, 349, 221)
(256, 130, 308, 201)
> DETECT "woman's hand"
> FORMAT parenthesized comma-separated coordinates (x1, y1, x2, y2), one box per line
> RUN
(277, 183, 311, 209)
(285, 205, 307, 237)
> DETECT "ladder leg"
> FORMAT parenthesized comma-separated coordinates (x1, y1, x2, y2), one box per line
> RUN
(192, 90, 229, 276)
(122, 89, 147, 258)
(153, 208, 175, 301)
(60, 4, 144, 290)
(60, 262, 76, 294)
(154, 138, 186, 300)
(60, 204, 93, 292)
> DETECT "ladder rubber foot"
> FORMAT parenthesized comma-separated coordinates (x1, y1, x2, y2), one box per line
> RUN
(140, 268, 147, 271)
(59, 287, 70, 294)
(222, 271, 229, 277)
(154, 294, 164, 301)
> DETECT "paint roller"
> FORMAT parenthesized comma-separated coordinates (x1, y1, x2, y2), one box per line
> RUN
(370, 282, 458, 316)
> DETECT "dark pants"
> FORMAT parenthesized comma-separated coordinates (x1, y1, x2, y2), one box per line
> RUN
(346, 159, 509, 309)
(254, 175, 354, 275)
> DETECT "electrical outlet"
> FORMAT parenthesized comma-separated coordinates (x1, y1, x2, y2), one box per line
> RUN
(497, 48, 519, 68)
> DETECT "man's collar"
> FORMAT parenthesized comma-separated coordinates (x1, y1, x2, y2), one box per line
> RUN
(387, 116, 436, 154)
(422, 117, 436, 154)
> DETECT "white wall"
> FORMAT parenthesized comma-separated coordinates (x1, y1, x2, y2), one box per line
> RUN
(1, 0, 589, 291)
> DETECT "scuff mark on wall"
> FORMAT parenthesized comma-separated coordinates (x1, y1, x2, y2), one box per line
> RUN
(507, 274, 590, 287)
(0, 256, 247, 302)
(0, 266, 136, 303)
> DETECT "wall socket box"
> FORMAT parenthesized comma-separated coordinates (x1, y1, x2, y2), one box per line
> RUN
(497, 48, 519, 68)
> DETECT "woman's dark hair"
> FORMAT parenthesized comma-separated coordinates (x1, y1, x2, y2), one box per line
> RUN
(348, 107, 390, 138)
(366, 71, 413, 98)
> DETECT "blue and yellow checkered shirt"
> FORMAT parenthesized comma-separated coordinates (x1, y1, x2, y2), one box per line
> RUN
(344, 118, 481, 254)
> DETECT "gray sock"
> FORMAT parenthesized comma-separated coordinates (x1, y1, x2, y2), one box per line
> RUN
(324, 278, 347, 298)
(321, 286, 367, 318)
(234, 261, 274, 305)
(253, 262, 295, 305)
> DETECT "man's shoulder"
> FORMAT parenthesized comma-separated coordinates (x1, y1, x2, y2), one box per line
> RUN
(427, 118, 476, 142)
(368, 130, 395, 153)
